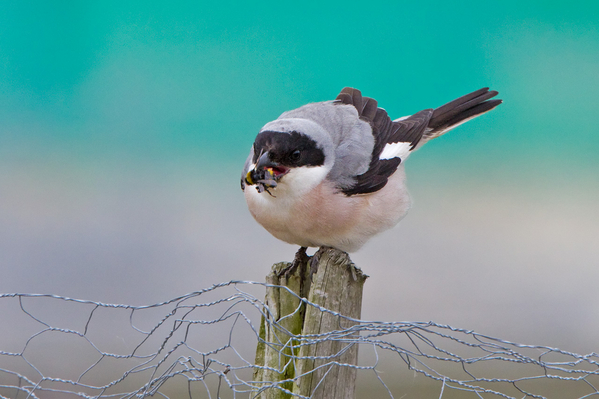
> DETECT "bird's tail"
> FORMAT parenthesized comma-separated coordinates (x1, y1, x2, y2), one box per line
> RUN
(423, 87, 502, 142)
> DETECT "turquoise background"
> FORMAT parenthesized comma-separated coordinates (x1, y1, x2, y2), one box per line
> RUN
(2, 1, 598, 177)
(1, 0, 598, 368)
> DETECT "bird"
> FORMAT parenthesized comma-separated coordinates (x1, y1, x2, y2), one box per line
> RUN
(241, 87, 501, 269)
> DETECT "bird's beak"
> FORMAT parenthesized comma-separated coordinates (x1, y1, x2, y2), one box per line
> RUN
(245, 151, 289, 191)
(256, 151, 276, 172)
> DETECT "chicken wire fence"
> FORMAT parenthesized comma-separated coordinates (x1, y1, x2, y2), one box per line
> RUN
(0, 280, 598, 399)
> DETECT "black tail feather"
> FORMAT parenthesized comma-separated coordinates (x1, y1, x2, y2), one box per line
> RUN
(427, 88, 502, 135)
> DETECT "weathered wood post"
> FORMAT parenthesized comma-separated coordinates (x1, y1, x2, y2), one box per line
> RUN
(253, 248, 367, 399)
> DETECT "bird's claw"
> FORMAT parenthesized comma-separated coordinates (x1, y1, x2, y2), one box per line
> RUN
(276, 247, 309, 277)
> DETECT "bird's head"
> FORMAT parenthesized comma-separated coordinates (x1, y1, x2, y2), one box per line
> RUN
(243, 119, 333, 196)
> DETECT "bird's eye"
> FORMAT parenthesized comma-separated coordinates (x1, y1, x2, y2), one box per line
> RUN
(290, 150, 301, 161)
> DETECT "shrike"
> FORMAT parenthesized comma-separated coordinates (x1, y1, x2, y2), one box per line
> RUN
(241, 87, 501, 265)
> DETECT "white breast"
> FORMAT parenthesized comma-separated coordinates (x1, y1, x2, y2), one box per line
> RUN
(244, 165, 411, 252)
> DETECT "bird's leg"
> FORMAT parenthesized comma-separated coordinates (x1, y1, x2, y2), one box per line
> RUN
(277, 246, 309, 277)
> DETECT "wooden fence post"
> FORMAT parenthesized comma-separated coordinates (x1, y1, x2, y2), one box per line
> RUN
(253, 248, 367, 399)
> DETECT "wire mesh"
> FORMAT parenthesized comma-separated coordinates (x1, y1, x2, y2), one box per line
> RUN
(0, 280, 597, 399)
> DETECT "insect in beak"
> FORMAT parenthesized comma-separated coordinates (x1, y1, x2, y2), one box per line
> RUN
(245, 151, 289, 196)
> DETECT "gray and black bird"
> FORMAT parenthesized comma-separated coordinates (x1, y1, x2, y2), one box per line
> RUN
(241, 87, 501, 261)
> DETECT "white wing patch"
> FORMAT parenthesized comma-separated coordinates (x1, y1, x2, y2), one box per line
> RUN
(379, 141, 412, 161)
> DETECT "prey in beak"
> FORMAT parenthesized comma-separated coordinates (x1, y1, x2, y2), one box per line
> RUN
(245, 151, 290, 195)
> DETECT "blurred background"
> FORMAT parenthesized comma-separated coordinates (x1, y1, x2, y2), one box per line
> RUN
(1, 0, 598, 380)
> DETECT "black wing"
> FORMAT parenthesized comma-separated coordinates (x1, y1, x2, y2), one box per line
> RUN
(335, 87, 432, 196)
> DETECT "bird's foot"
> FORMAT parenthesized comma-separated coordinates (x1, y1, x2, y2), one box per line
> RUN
(277, 247, 309, 277)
